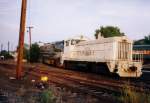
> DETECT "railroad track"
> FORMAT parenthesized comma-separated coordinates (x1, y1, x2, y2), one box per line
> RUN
(29, 69, 118, 103)
(0, 62, 150, 99)
(30, 66, 150, 92)
(0, 63, 118, 102)
(31, 68, 122, 91)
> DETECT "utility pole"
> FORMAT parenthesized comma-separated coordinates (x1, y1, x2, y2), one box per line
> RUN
(1, 44, 3, 53)
(27, 26, 33, 62)
(27, 26, 33, 49)
(8, 41, 10, 54)
(16, 0, 27, 79)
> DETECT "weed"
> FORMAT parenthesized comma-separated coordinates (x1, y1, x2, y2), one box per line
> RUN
(40, 88, 56, 103)
(120, 82, 150, 103)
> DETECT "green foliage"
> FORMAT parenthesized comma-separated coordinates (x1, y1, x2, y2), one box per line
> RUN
(144, 35, 150, 44)
(134, 39, 144, 45)
(94, 26, 124, 39)
(0, 50, 13, 59)
(30, 43, 40, 63)
(134, 35, 150, 45)
(40, 89, 56, 103)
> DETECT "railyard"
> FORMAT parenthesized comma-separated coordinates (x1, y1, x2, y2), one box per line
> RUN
(1, 1, 150, 103)
(0, 60, 150, 103)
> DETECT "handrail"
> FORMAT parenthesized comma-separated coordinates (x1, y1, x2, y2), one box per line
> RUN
(132, 51, 143, 62)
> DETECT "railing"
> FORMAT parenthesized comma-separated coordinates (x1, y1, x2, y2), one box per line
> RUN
(132, 51, 143, 62)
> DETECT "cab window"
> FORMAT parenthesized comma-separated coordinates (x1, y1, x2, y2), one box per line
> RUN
(71, 40, 76, 45)
(65, 41, 69, 46)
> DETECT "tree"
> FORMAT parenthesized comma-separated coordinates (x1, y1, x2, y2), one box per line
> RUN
(30, 43, 40, 63)
(134, 34, 150, 45)
(144, 35, 150, 44)
(134, 39, 144, 45)
(23, 47, 29, 60)
(94, 26, 124, 39)
(0, 50, 13, 59)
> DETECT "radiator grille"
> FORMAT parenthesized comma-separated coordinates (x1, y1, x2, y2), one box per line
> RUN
(118, 42, 131, 60)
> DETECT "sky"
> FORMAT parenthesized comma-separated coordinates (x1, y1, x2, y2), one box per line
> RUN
(0, 0, 150, 51)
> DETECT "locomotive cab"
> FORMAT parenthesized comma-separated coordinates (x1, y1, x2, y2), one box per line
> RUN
(63, 36, 89, 54)
(64, 36, 88, 47)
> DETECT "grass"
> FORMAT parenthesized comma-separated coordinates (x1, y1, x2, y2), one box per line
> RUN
(119, 82, 150, 103)
(40, 88, 56, 103)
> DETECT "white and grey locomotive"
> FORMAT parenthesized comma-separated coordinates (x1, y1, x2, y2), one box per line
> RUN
(41, 35, 143, 77)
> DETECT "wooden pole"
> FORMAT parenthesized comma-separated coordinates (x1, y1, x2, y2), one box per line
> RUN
(16, 0, 27, 79)
(27, 26, 33, 62)
(1, 44, 3, 53)
(8, 41, 10, 54)
(27, 26, 33, 50)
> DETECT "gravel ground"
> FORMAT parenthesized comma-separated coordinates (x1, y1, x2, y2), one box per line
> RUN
(0, 62, 114, 103)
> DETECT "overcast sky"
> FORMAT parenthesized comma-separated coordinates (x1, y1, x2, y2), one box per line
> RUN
(0, 0, 150, 50)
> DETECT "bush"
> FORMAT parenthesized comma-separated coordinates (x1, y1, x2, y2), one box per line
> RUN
(0, 50, 14, 59)
(40, 89, 56, 103)
(120, 83, 150, 103)
(30, 43, 40, 63)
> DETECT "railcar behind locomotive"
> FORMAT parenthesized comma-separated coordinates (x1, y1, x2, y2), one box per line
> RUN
(41, 35, 143, 77)
(133, 45, 150, 64)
